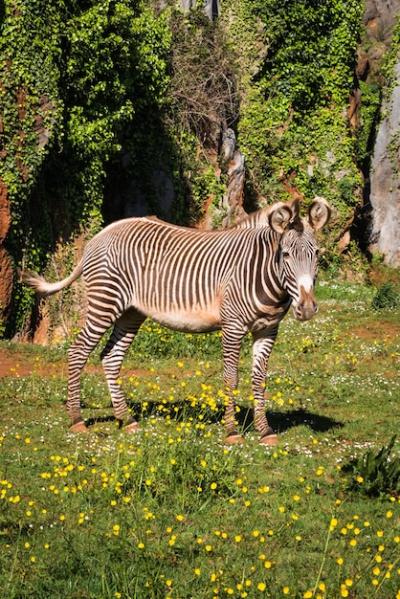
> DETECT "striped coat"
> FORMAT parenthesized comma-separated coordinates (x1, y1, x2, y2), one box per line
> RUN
(24, 198, 331, 443)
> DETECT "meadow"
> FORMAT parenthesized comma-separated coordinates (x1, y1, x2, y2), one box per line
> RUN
(0, 281, 399, 599)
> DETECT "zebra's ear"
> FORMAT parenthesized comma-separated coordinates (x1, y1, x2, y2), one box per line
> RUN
(308, 197, 331, 231)
(268, 203, 293, 234)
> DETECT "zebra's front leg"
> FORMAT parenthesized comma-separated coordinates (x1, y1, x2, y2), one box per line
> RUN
(222, 325, 246, 444)
(100, 309, 145, 433)
(252, 328, 278, 446)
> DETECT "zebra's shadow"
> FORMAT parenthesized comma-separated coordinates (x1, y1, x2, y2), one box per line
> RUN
(237, 407, 343, 434)
(125, 401, 343, 434)
(84, 403, 343, 435)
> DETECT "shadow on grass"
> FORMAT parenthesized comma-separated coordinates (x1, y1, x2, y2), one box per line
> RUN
(85, 414, 117, 427)
(236, 407, 343, 434)
(0, 521, 31, 542)
(84, 401, 343, 435)
(262, 409, 343, 434)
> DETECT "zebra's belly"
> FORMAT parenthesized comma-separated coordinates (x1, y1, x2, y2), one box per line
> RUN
(142, 307, 222, 333)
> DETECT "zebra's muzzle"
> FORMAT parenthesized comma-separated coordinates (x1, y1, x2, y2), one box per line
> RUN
(293, 285, 318, 321)
(293, 303, 318, 321)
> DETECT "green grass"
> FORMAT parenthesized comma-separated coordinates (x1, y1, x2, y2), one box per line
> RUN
(0, 282, 400, 598)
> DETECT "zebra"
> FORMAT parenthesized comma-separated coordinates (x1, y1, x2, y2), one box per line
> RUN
(23, 197, 331, 444)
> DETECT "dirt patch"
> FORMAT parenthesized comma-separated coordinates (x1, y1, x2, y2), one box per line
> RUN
(109, 367, 152, 379)
(0, 349, 67, 378)
(349, 320, 400, 341)
(0, 349, 153, 379)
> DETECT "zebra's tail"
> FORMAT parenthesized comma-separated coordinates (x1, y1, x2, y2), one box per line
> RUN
(21, 259, 84, 297)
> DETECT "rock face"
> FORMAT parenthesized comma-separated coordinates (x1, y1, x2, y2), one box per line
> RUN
(159, 0, 219, 19)
(180, 0, 219, 19)
(0, 179, 13, 326)
(366, 0, 400, 265)
(369, 61, 400, 265)
(219, 129, 246, 227)
(364, 0, 400, 41)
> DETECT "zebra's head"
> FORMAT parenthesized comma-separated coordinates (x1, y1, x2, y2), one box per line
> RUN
(268, 198, 331, 322)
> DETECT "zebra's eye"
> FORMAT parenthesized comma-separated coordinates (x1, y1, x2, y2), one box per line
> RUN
(282, 251, 290, 259)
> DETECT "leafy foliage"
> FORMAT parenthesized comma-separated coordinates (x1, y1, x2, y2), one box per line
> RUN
(0, 1, 238, 336)
(356, 81, 381, 169)
(223, 0, 363, 247)
(342, 436, 400, 497)
(0, 1, 171, 334)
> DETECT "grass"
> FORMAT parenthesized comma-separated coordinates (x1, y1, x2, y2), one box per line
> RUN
(0, 281, 399, 598)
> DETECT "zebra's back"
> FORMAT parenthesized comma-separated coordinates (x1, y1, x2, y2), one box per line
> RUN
(82, 217, 268, 332)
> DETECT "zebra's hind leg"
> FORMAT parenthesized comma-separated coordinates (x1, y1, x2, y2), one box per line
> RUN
(67, 316, 114, 432)
(100, 309, 145, 432)
(221, 324, 246, 444)
(252, 328, 278, 446)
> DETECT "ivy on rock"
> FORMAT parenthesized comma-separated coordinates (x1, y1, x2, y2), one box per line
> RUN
(223, 0, 364, 258)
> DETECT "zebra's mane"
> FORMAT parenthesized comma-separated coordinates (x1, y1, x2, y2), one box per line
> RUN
(143, 209, 274, 231)
(233, 207, 271, 229)
(144, 212, 272, 232)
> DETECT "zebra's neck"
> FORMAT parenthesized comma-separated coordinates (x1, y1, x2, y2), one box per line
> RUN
(248, 228, 289, 310)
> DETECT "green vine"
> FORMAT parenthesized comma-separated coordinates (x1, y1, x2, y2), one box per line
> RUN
(223, 0, 364, 250)
(0, 0, 174, 335)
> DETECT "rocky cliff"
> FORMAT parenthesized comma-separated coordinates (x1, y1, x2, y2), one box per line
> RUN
(365, 0, 400, 265)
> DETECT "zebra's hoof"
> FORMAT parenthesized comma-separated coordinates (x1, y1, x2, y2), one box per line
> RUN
(225, 433, 245, 445)
(69, 421, 89, 433)
(124, 421, 139, 434)
(260, 433, 278, 446)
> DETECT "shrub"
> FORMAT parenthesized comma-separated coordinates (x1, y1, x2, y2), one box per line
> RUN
(342, 436, 400, 497)
(371, 282, 400, 309)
